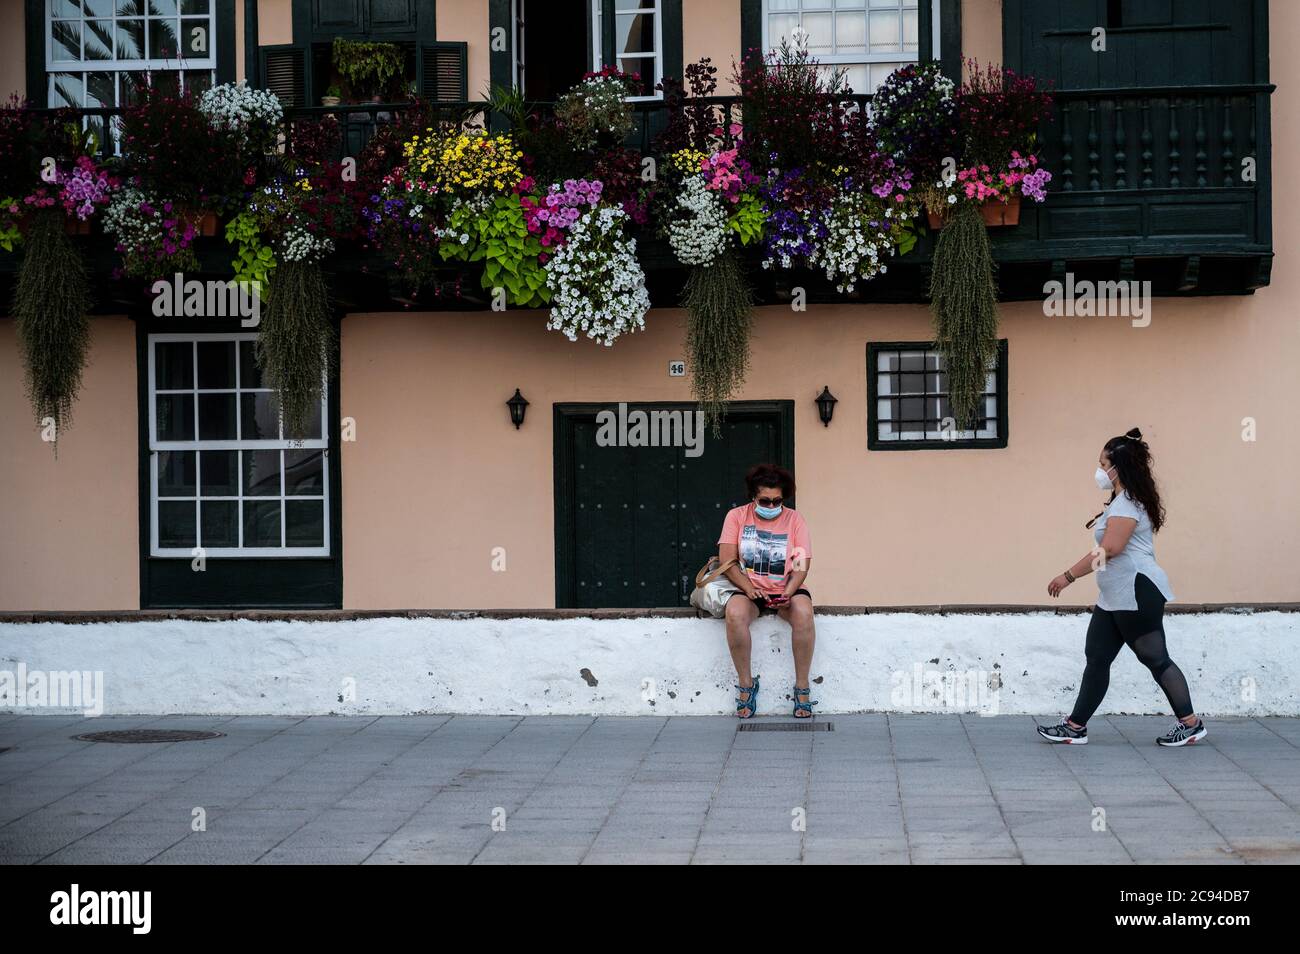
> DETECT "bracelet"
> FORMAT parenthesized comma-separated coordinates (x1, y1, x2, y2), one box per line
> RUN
(1063, 570, 1076, 583)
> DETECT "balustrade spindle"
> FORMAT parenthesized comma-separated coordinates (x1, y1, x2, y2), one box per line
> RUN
(1194, 99, 1208, 187)
(1114, 101, 1127, 189)
(1060, 102, 1074, 191)
(1140, 98, 1154, 188)
(1221, 96, 1236, 186)
(1168, 98, 1181, 187)
(1087, 100, 1101, 191)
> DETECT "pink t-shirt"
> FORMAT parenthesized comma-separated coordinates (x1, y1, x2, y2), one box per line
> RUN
(717, 503, 813, 596)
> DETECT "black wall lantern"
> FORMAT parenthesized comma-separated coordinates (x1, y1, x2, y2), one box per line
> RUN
(815, 386, 838, 427)
(507, 389, 529, 429)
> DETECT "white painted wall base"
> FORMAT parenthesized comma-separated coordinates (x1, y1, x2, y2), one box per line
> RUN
(1, 612, 1296, 717)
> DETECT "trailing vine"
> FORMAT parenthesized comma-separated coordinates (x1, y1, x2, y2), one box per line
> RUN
(928, 201, 998, 430)
(257, 259, 335, 438)
(683, 251, 753, 435)
(12, 207, 91, 445)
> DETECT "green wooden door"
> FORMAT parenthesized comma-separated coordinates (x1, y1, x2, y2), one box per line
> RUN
(555, 402, 795, 608)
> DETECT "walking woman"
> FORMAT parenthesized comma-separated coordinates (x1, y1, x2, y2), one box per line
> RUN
(717, 464, 816, 719)
(1039, 428, 1206, 747)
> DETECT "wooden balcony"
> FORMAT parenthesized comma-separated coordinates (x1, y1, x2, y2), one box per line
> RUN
(0, 81, 1273, 312)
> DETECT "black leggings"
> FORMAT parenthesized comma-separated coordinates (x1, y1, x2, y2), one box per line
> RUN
(1069, 573, 1194, 725)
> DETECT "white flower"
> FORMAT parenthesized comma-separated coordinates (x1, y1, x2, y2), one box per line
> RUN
(544, 207, 649, 346)
(667, 177, 730, 267)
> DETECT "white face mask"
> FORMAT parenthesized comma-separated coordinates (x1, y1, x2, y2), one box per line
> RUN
(1094, 466, 1114, 491)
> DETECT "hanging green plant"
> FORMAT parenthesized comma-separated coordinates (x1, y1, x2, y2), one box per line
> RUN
(12, 207, 91, 444)
(256, 258, 334, 438)
(682, 250, 754, 436)
(928, 200, 998, 430)
(331, 38, 406, 101)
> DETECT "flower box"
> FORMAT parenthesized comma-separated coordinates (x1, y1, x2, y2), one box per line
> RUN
(177, 207, 220, 236)
(927, 197, 1021, 230)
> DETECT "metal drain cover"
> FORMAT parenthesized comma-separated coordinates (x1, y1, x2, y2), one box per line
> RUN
(738, 721, 833, 732)
(72, 729, 225, 744)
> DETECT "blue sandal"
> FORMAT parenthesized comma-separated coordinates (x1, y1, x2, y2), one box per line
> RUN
(793, 685, 818, 719)
(735, 675, 760, 719)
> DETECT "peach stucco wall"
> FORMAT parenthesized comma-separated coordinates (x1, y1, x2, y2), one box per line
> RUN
(0, 318, 140, 610)
(338, 282, 1299, 609)
(1, 0, 27, 99)
(257, 0, 293, 47)
(437, 0, 492, 101)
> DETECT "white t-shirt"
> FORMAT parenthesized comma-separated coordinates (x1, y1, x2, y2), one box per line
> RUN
(1092, 490, 1174, 611)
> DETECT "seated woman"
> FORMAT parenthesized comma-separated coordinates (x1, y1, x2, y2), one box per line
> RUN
(716, 463, 815, 720)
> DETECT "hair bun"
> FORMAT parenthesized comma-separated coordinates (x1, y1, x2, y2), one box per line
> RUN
(1125, 427, 1143, 440)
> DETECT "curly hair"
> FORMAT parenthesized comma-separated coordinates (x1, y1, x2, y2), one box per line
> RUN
(744, 463, 796, 501)
(1104, 428, 1166, 532)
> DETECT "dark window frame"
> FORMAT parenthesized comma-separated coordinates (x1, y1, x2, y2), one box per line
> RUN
(135, 315, 344, 609)
(866, 340, 1009, 451)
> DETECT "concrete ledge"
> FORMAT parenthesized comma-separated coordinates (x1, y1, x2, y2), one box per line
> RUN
(1, 610, 1297, 716)
(2, 602, 1298, 624)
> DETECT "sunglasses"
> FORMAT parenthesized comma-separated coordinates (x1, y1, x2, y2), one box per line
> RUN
(756, 496, 784, 507)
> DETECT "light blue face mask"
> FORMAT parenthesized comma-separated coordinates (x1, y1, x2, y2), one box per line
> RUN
(755, 504, 783, 520)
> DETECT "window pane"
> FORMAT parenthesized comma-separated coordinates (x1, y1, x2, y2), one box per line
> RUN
(158, 500, 196, 548)
(149, 0, 180, 15)
(118, 0, 144, 12)
(616, 13, 655, 54)
(244, 500, 282, 547)
(52, 0, 82, 16)
(181, 0, 210, 12)
(151, 69, 179, 96)
(617, 60, 654, 95)
(85, 72, 115, 109)
(199, 450, 238, 495)
(239, 341, 263, 388)
(802, 12, 833, 49)
(240, 392, 279, 440)
(183, 69, 213, 95)
(197, 393, 237, 440)
(157, 450, 196, 496)
(243, 450, 281, 496)
(284, 400, 322, 442)
(51, 21, 81, 62)
(285, 450, 324, 495)
(285, 500, 324, 547)
(197, 340, 236, 389)
(841, 65, 869, 94)
(83, 0, 117, 14)
(121, 71, 148, 104)
(769, 0, 799, 8)
(48, 73, 83, 109)
(768, 13, 799, 44)
(148, 19, 180, 59)
(84, 20, 113, 60)
(835, 11, 867, 52)
(200, 500, 238, 547)
(903, 7, 918, 49)
(155, 341, 193, 389)
(156, 394, 195, 441)
(181, 18, 209, 58)
(869, 9, 901, 51)
(116, 20, 144, 60)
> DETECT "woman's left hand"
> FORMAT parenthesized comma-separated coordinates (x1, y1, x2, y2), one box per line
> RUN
(1047, 574, 1071, 598)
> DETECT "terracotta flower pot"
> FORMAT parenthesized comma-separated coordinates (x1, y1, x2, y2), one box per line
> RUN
(928, 196, 1022, 230)
(176, 207, 219, 236)
(64, 217, 92, 235)
(321, 96, 341, 107)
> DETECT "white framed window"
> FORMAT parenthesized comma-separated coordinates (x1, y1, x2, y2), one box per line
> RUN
(45, 0, 217, 111)
(592, 0, 664, 101)
(763, 0, 933, 94)
(148, 333, 330, 558)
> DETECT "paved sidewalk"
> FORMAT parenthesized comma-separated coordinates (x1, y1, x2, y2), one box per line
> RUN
(1, 714, 1298, 864)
